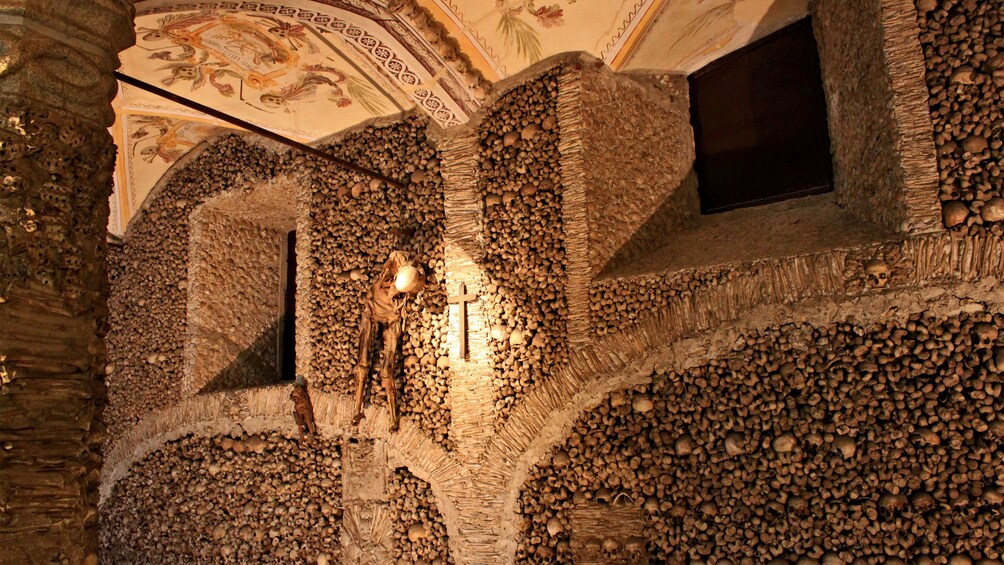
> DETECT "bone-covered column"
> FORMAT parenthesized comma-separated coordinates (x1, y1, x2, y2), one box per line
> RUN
(439, 130, 495, 463)
(0, 1, 133, 562)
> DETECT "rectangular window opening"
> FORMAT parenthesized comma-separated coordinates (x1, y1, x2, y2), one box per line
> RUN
(689, 17, 835, 215)
(280, 229, 297, 382)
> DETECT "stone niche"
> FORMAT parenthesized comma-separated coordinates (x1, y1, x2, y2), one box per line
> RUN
(185, 183, 297, 394)
(566, 0, 941, 283)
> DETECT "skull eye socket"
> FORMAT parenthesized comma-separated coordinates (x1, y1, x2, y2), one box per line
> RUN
(864, 259, 889, 286)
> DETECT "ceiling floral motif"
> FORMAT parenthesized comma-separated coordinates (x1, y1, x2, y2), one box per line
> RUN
(495, 0, 572, 63)
(110, 115, 230, 236)
(110, 0, 492, 234)
(108, 0, 812, 235)
(425, 0, 644, 76)
(123, 9, 406, 138)
(621, 0, 809, 72)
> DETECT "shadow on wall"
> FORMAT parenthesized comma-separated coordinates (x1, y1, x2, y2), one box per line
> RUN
(199, 317, 288, 393)
(597, 169, 700, 277)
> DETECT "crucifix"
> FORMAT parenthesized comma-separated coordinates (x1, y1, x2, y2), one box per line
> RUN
(448, 282, 477, 360)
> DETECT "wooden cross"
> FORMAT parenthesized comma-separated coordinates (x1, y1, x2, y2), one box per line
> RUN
(448, 282, 477, 360)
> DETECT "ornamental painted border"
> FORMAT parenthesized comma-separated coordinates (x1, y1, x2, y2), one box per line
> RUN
(135, 0, 474, 127)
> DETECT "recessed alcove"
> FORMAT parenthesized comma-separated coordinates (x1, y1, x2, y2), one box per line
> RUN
(601, 193, 885, 278)
(588, 1, 941, 280)
(185, 184, 298, 395)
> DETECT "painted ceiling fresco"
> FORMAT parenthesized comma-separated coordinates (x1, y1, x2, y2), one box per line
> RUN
(109, 0, 810, 235)
(622, 0, 809, 72)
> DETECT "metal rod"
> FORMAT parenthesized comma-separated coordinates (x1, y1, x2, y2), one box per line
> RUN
(114, 71, 407, 189)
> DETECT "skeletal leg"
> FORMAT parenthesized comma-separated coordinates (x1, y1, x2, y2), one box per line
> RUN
(379, 321, 403, 431)
(352, 307, 375, 425)
(293, 412, 306, 439)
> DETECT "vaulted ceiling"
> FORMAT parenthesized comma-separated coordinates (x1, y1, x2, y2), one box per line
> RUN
(109, 0, 808, 235)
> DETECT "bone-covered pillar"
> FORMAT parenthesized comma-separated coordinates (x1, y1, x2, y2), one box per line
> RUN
(0, 1, 133, 562)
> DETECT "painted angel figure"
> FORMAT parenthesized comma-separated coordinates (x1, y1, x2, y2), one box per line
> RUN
(351, 250, 426, 432)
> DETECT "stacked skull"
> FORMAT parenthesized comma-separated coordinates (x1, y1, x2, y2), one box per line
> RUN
(477, 69, 570, 423)
(388, 467, 454, 564)
(106, 115, 454, 449)
(306, 116, 451, 447)
(105, 135, 281, 446)
(100, 432, 343, 563)
(518, 311, 1004, 562)
(916, 0, 1004, 232)
(589, 265, 743, 337)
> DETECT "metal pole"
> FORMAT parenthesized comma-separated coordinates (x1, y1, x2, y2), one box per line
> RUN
(114, 71, 407, 189)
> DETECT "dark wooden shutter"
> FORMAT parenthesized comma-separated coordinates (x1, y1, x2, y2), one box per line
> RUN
(690, 18, 834, 214)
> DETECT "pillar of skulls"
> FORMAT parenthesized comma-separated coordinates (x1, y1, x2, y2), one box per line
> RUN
(0, 1, 134, 562)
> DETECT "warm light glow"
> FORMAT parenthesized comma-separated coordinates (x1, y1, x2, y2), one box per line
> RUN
(395, 265, 422, 293)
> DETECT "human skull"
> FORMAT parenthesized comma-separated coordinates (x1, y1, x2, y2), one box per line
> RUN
(0, 140, 27, 162)
(864, 259, 889, 287)
(64, 250, 83, 271)
(2, 175, 20, 193)
(43, 223, 67, 243)
(879, 492, 908, 513)
(623, 536, 645, 558)
(581, 538, 603, 560)
(41, 152, 66, 176)
(35, 268, 55, 288)
(973, 322, 998, 348)
(58, 125, 84, 148)
(40, 190, 71, 213)
(394, 264, 425, 294)
(62, 276, 84, 301)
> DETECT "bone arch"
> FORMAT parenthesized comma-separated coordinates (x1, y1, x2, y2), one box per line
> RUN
(101, 278, 1004, 563)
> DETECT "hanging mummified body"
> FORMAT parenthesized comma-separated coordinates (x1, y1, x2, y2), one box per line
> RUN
(351, 250, 426, 431)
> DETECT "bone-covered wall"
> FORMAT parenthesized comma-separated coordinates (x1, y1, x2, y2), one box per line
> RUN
(100, 2, 1004, 560)
(477, 68, 570, 423)
(105, 136, 282, 445)
(811, 0, 912, 233)
(917, 0, 1004, 232)
(100, 432, 343, 563)
(305, 116, 451, 446)
(102, 115, 455, 561)
(578, 70, 697, 275)
(188, 207, 285, 393)
(518, 311, 1004, 563)
(106, 116, 452, 450)
(389, 467, 455, 564)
